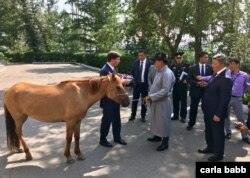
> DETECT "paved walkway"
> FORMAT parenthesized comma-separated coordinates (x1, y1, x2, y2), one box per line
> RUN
(0, 64, 249, 178)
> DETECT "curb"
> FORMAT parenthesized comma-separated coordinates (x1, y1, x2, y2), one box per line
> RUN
(73, 62, 101, 72)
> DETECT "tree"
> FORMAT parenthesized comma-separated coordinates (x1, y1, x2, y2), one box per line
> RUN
(124, 0, 195, 59)
(65, 0, 122, 52)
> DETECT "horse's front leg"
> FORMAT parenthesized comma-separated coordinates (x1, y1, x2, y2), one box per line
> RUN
(64, 121, 74, 163)
(74, 120, 85, 161)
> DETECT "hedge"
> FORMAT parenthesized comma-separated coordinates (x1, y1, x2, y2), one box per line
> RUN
(4, 51, 137, 73)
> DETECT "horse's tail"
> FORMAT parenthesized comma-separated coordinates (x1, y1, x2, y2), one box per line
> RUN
(4, 104, 20, 151)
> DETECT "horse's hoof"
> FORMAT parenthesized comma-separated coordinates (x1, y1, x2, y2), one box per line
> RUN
(66, 159, 75, 164)
(77, 154, 86, 161)
(26, 155, 33, 161)
(17, 148, 24, 153)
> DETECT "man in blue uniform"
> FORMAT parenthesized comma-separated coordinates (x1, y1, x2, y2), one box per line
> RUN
(198, 54, 233, 162)
(170, 52, 190, 123)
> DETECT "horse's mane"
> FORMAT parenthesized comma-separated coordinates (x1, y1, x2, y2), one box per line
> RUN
(58, 76, 107, 94)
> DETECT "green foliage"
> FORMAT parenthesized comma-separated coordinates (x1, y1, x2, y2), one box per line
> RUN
(5, 51, 73, 63)
(0, 52, 4, 60)
(243, 91, 250, 105)
(1, 0, 250, 63)
(4, 51, 136, 73)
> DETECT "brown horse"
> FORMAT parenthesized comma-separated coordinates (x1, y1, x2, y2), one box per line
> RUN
(4, 73, 130, 163)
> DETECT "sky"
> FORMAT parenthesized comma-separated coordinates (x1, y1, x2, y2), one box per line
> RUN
(57, 0, 71, 12)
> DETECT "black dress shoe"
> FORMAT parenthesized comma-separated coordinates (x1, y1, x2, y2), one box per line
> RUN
(171, 117, 178, 121)
(129, 116, 135, 121)
(141, 117, 146, 122)
(225, 133, 231, 139)
(147, 135, 162, 142)
(114, 138, 127, 145)
(198, 147, 213, 154)
(180, 118, 186, 123)
(208, 155, 223, 162)
(242, 137, 250, 144)
(156, 137, 169, 151)
(186, 125, 193, 131)
(99, 140, 113, 147)
(156, 144, 169, 151)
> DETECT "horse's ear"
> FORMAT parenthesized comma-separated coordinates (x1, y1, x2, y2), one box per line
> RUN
(106, 72, 112, 81)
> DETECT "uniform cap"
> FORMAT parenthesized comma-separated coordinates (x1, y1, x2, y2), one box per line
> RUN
(174, 51, 184, 58)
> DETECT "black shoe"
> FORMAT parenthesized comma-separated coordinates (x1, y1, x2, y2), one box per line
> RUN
(129, 116, 135, 121)
(225, 133, 231, 139)
(242, 137, 250, 144)
(99, 140, 113, 147)
(147, 135, 162, 142)
(186, 125, 193, 131)
(180, 118, 186, 123)
(171, 117, 178, 121)
(156, 137, 169, 151)
(208, 155, 223, 162)
(198, 147, 213, 154)
(141, 117, 146, 122)
(114, 138, 127, 145)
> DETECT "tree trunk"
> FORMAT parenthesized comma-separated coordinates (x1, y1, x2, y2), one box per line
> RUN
(194, 0, 203, 62)
(20, 0, 40, 52)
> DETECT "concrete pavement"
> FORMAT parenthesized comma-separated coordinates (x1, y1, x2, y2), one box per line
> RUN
(0, 64, 249, 178)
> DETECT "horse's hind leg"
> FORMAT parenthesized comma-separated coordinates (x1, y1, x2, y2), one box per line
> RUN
(64, 121, 75, 163)
(15, 115, 32, 161)
(74, 120, 85, 161)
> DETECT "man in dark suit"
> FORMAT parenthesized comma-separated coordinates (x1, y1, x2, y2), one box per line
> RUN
(186, 51, 213, 130)
(99, 51, 127, 147)
(129, 49, 153, 122)
(198, 54, 233, 162)
(170, 52, 190, 123)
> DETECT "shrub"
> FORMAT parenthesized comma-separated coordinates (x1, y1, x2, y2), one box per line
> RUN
(243, 91, 250, 105)
(0, 52, 4, 60)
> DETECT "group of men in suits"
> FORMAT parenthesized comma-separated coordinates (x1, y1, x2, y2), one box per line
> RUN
(98, 50, 249, 162)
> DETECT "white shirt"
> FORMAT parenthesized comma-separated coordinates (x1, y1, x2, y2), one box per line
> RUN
(199, 63, 205, 75)
(140, 59, 147, 82)
(216, 67, 227, 76)
(107, 62, 115, 72)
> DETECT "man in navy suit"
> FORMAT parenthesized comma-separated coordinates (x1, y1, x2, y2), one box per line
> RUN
(186, 51, 213, 130)
(129, 50, 153, 122)
(99, 51, 127, 147)
(198, 54, 232, 162)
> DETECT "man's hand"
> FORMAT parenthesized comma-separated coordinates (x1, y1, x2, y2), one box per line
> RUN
(122, 79, 131, 85)
(200, 81, 208, 87)
(235, 122, 249, 134)
(213, 115, 221, 122)
(145, 96, 152, 104)
(196, 75, 203, 81)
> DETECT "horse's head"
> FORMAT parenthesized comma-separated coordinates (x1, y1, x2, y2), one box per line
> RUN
(106, 73, 130, 107)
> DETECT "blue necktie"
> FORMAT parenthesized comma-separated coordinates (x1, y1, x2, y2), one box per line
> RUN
(201, 65, 205, 76)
